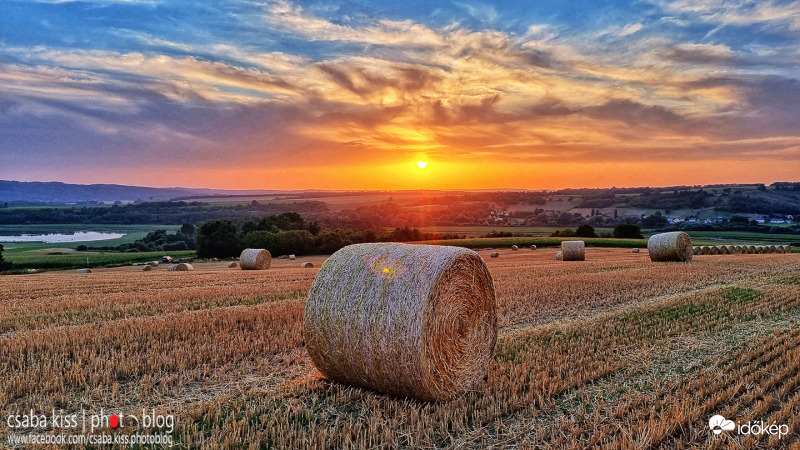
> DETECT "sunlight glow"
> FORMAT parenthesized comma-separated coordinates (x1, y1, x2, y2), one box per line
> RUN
(416, 161, 428, 169)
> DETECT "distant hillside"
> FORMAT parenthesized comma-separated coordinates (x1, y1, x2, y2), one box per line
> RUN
(0, 180, 281, 204)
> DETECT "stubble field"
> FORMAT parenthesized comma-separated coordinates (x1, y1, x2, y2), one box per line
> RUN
(2, 249, 800, 448)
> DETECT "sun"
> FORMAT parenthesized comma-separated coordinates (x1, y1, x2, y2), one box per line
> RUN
(416, 161, 428, 169)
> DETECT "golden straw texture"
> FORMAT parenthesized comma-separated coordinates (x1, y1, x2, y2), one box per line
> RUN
(173, 263, 193, 271)
(647, 231, 693, 262)
(561, 241, 585, 261)
(239, 248, 271, 270)
(303, 243, 497, 402)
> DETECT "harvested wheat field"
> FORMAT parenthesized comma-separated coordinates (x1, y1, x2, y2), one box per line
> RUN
(2, 249, 800, 448)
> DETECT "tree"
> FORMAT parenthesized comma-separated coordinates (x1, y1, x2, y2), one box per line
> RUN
(613, 224, 644, 239)
(196, 220, 241, 258)
(180, 223, 196, 235)
(575, 224, 598, 238)
(0, 244, 11, 270)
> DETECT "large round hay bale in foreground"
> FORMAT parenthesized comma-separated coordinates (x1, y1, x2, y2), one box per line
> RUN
(304, 243, 497, 402)
(142, 265, 152, 272)
(173, 263, 193, 271)
(76, 268, 92, 274)
(489, 252, 499, 258)
(561, 241, 585, 261)
(647, 231, 693, 262)
(301, 262, 314, 268)
(239, 248, 271, 270)
(555, 251, 562, 260)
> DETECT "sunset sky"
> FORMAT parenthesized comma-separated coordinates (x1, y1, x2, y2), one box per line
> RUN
(1, 0, 799, 190)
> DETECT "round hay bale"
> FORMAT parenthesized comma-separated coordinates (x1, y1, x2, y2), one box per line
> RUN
(647, 231, 693, 262)
(747, 245, 757, 254)
(173, 263, 193, 271)
(303, 243, 497, 402)
(700, 246, 711, 255)
(561, 241, 585, 261)
(631, 248, 640, 253)
(710, 246, 721, 255)
(693, 246, 701, 255)
(489, 252, 499, 258)
(76, 268, 92, 274)
(530, 245, 537, 250)
(555, 251, 562, 260)
(768, 245, 777, 253)
(289, 254, 296, 260)
(239, 248, 271, 270)
(511, 245, 518, 251)
(775, 245, 785, 254)
(756, 246, 766, 254)
(301, 261, 314, 268)
(719, 246, 730, 255)
(787, 246, 792, 253)
(228, 261, 239, 268)
(167, 265, 176, 271)
(147, 261, 159, 267)
(142, 265, 152, 272)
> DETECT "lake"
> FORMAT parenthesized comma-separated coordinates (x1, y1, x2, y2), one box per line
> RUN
(0, 231, 125, 243)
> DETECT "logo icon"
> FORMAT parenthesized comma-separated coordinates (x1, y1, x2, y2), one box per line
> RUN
(709, 415, 736, 435)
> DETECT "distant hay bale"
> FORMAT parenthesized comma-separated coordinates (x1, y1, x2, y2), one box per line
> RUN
(530, 245, 537, 250)
(757, 246, 766, 254)
(239, 248, 271, 270)
(561, 241, 585, 261)
(173, 263, 193, 271)
(511, 245, 518, 251)
(632, 248, 640, 253)
(303, 243, 497, 402)
(747, 245, 757, 254)
(719, 246, 730, 255)
(142, 265, 152, 272)
(490, 252, 499, 258)
(289, 254, 296, 260)
(301, 262, 314, 268)
(701, 246, 712, 255)
(693, 246, 701, 255)
(167, 265, 175, 271)
(76, 268, 92, 274)
(647, 231, 693, 262)
(787, 246, 792, 253)
(555, 251, 562, 260)
(147, 261, 159, 267)
(776, 245, 785, 254)
(228, 262, 239, 268)
(710, 246, 721, 255)
(768, 245, 777, 253)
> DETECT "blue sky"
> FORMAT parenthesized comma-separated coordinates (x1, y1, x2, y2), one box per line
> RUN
(1, 0, 799, 189)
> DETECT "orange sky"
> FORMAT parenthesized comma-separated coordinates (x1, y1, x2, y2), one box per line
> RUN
(2, 1, 800, 190)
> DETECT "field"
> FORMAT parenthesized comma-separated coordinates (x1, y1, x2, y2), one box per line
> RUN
(2, 249, 800, 448)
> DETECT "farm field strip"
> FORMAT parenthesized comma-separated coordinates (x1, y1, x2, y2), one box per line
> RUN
(1, 251, 799, 447)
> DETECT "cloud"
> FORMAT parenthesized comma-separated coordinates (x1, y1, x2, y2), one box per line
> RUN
(2, 0, 799, 188)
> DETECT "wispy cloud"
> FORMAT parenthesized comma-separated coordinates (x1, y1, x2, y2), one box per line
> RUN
(1, 0, 798, 188)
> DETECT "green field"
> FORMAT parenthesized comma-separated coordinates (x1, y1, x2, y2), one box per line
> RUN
(1, 224, 188, 270)
(4, 250, 196, 270)
(415, 236, 648, 249)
